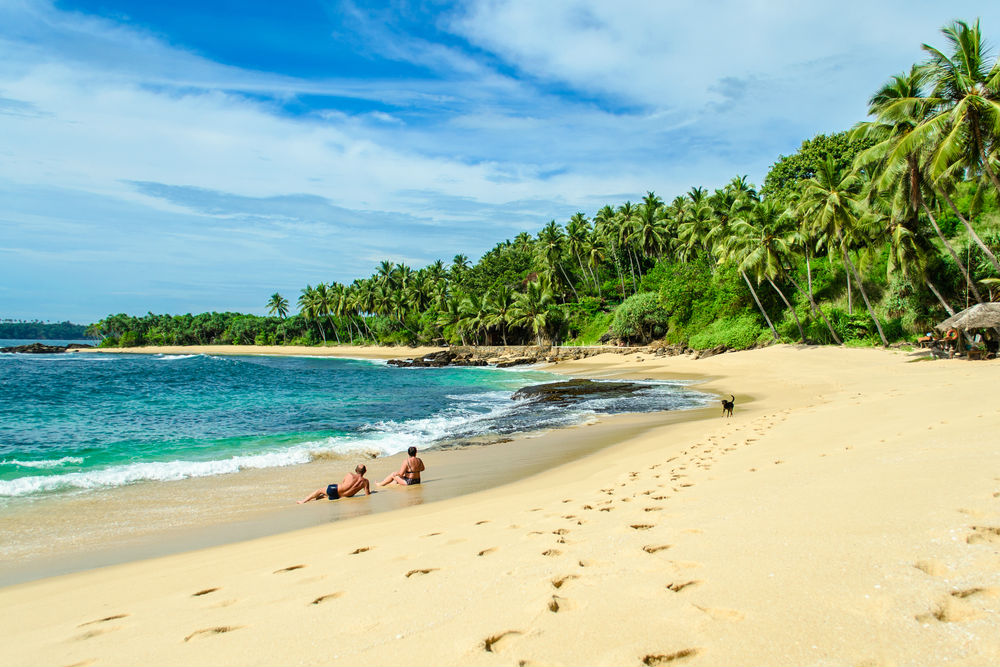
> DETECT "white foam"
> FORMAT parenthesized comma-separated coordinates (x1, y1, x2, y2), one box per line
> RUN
(1, 456, 84, 469)
(154, 354, 200, 360)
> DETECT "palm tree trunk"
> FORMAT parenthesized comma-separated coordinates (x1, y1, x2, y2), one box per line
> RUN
(558, 263, 580, 301)
(316, 321, 327, 344)
(610, 241, 626, 297)
(921, 202, 984, 303)
(327, 317, 341, 344)
(838, 233, 888, 346)
(785, 272, 842, 344)
(924, 279, 955, 316)
(847, 270, 852, 315)
(936, 186, 1000, 275)
(806, 251, 813, 299)
(741, 270, 778, 341)
(766, 277, 805, 343)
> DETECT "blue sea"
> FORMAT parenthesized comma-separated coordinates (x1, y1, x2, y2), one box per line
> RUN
(0, 347, 710, 502)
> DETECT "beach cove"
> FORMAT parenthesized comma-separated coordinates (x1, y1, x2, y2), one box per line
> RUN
(2, 345, 1000, 665)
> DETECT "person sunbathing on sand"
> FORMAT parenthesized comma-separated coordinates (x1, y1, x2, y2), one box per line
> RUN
(298, 464, 370, 503)
(377, 446, 425, 487)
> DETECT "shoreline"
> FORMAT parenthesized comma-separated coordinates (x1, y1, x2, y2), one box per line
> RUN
(0, 346, 714, 587)
(4, 346, 1000, 665)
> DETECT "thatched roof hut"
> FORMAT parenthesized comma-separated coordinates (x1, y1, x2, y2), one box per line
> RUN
(936, 302, 1000, 331)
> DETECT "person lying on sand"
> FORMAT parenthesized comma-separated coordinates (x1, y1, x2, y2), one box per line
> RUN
(377, 446, 424, 487)
(298, 464, 370, 503)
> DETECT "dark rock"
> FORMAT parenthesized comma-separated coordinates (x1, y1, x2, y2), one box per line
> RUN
(387, 350, 457, 368)
(511, 379, 646, 405)
(1, 342, 77, 354)
(494, 357, 535, 368)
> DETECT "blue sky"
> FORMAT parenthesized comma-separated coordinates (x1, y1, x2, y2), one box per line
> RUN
(3, 0, 1000, 322)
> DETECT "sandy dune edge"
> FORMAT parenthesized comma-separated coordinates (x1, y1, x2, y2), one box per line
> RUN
(4, 345, 1000, 666)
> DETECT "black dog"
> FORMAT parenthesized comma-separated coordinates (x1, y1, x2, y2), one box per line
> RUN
(721, 394, 735, 418)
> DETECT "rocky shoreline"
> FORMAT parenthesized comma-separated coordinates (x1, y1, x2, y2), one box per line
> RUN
(386, 341, 753, 368)
(0, 342, 94, 354)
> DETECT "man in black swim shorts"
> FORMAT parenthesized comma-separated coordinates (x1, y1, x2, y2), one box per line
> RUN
(298, 465, 370, 503)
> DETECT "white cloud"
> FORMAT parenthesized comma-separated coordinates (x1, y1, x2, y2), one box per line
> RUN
(3, 0, 999, 320)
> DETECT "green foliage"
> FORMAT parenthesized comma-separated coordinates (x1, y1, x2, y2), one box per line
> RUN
(611, 292, 670, 342)
(688, 315, 765, 350)
(0, 321, 90, 340)
(761, 132, 874, 203)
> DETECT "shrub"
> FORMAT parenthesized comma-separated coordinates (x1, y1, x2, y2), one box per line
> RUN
(611, 292, 670, 343)
(688, 314, 765, 350)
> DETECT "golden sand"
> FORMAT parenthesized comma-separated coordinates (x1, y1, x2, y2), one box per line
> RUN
(4, 345, 1000, 666)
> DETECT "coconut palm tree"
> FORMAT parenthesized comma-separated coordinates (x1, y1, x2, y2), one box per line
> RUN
(298, 285, 326, 344)
(798, 157, 889, 345)
(630, 192, 670, 266)
(485, 285, 516, 345)
(510, 278, 555, 345)
(266, 293, 289, 319)
(537, 220, 578, 301)
(726, 201, 806, 342)
(594, 204, 627, 297)
(565, 212, 597, 292)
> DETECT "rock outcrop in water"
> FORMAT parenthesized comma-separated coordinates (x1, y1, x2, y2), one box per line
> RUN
(510, 379, 646, 405)
(386, 350, 487, 368)
(0, 343, 94, 354)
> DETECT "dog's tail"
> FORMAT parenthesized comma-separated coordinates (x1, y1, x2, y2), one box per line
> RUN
(729, 395, 735, 402)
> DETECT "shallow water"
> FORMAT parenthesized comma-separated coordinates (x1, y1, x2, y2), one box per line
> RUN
(0, 352, 710, 503)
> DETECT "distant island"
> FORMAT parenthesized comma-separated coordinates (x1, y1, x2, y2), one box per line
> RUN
(0, 320, 91, 340)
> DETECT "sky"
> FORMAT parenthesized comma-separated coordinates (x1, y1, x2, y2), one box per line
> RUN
(3, 1, 1000, 322)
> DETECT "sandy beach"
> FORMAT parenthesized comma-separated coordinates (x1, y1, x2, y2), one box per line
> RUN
(4, 345, 1000, 666)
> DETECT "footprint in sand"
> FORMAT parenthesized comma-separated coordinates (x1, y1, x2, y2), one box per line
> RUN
(643, 544, 671, 554)
(642, 648, 701, 665)
(542, 549, 562, 557)
(551, 575, 578, 589)
(967, 526, 1000, 545)
(311, 592, 343, 605)
(667, 580, 700, 593)
(644, 507, 663, 512)
(192, 588, 220, 597)
(552, 528, 570, 535)
(78, 614, 128, 627)
(478, 547, 498, 556)
(422, 532, 442, 537)
(350, 547, 372, 555)
(273, 564, 306, 573)
(475, 520, 490, 525)
(405, 568, 439, 577)
(916, 596, 983, 623)
(694, 605, 744, 621)
(914, 560, 950, 577)
(483, 630, 521, 653)
(631, 524, 654, 530)
(548, 595, 568, 613)
(184, 626, 242, 642)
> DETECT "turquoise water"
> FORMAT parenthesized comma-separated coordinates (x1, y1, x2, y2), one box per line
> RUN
(0, 351, 709, 500)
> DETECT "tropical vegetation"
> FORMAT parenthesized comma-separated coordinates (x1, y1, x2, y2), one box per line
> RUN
(89, 20, 1000, 351)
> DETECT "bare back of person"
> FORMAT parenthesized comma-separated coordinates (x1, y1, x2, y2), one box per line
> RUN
(298, 465, 370, 503)
(377, 447, 425, 487)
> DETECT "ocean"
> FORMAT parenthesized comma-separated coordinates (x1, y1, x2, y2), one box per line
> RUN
(0, 348, 710, 505)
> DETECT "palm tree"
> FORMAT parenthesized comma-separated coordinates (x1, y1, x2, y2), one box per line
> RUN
(565, 213, 598, 292)
(537, 220, 578, 301)
(314, 282, 340, 344)
(853, 65, 986, 304)
(266, 293, 289, 319)
(594, 204, 627, 297)
(510, 278, 555, 346)
(630, 191, 670, 265)
(484, 285, 516, 345)
(298, 285, 326, 344)
(798, 157, 889, 345)
(728, 200, 827, 343)
(909, 20, 1000, 273)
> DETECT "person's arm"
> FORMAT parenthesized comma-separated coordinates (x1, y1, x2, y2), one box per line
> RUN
(416, 458, 425, 472)
(397, 460, 409, 475)
(363, 479, 371, 495)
